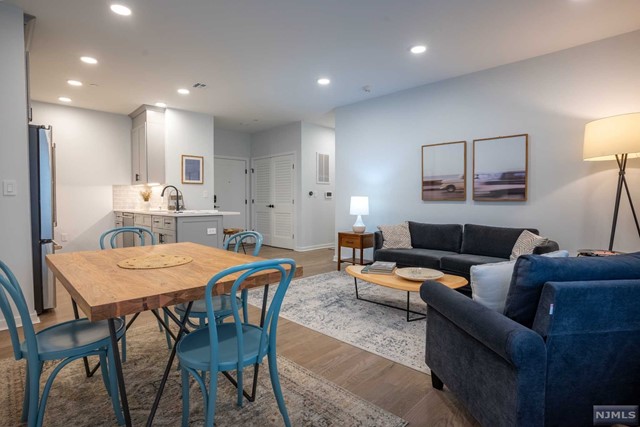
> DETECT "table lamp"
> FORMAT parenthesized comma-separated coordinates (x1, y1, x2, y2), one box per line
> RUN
(350, 196, 369, 233)
(583, 112, 640, 250)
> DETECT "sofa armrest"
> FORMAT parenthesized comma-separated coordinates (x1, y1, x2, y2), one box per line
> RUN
(374, 231, 383, 251)
(420, 280, 545, 366)
(533, 240, 559, 254)
(533, 279, 640, 336)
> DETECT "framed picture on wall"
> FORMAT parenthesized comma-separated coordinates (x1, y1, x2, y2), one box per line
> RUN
(421, 141, 467, 201)
(473, 134, 528, 201)
(181, 154, 204, 184)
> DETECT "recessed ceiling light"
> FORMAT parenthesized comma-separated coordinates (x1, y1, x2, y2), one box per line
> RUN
(80, 56, 98, 64)
(67, 80, 83, 86)
(317, 78, 331, 86)
(155, 102, 167, 108)
(410, 45, 427, 54)
(58, 97, 72, 103)
(110, 4, 132, 16)
(177, 88, 190, 95)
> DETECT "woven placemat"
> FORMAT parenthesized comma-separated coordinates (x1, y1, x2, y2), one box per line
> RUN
(117, 254, 193, 269)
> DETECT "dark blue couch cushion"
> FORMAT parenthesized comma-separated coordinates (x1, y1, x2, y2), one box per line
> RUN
(504, 251, 640, 327)
(408, 222, 463, 252)
(374, 248, 457, 269)
(461, 224, 539, 258)
(440, 253, 506, 277)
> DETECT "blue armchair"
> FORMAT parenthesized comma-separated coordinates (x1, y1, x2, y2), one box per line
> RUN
(420, 252, 640, 427)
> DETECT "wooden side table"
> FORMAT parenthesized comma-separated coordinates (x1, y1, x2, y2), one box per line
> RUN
(337, 231, 374, 271)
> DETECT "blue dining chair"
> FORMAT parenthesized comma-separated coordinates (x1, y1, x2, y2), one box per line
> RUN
(99, 226, 170, 358)
(176, 258, 296, 427)
(168, 231, 263, 347)
(0, 260, 125, 427)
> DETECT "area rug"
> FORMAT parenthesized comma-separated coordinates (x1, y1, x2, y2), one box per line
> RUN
(0, 323, 407, 427)
(247, 270, 429, 373)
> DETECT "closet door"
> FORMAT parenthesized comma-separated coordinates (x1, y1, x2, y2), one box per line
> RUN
(271, 154, 294, 248)
(253, 157, 273, 245)
(252, 153, 295, 249)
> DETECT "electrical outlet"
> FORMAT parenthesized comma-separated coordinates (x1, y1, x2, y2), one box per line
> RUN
(60, 233, 68, 242)
(203, 190, 208, 198)
(207, 228, 216, 235)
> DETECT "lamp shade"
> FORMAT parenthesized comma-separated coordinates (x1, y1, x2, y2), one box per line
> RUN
(349, 196, 369, 216)
(583, 112, 640, 161)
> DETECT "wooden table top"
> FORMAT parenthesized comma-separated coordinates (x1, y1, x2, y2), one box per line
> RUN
(46, 242, 302, 321)
(345, 265, 467, 292)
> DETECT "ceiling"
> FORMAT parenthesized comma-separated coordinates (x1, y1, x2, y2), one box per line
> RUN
(8, 0, 640, 133)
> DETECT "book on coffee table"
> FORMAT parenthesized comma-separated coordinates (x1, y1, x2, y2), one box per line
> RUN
(362, 261, 397, 275)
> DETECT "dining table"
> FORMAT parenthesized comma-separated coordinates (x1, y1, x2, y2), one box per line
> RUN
(45, 241, 302, 427)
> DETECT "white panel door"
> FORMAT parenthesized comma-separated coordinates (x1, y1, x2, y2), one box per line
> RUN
(252, 154, 294, 249)
(214, 157, 248, 230)
(271, 154, 294, 248)
(253, 157, 273, 245)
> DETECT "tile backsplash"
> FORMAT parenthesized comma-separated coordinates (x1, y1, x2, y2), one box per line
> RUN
(112, 185, 166, 210)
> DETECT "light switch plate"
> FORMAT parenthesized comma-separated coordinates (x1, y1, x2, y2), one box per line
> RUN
(3, 180, 17, 196)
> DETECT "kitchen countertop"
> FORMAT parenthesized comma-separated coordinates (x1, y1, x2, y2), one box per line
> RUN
(114, 209, 240, 217)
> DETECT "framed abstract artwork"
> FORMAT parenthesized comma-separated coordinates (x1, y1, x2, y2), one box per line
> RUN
(473, 134, 528, 201)
(181, 154, 204, 184)
(421, 141, 467, 201)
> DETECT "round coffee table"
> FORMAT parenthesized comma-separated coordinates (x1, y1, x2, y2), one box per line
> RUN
(345, 265, 468, 322)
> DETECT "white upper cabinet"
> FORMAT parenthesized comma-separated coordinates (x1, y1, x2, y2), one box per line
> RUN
(129, 105, 165, 185)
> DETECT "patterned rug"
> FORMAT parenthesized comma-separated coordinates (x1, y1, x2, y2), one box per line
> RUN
(247, 270, 429, 373)
(0, 322, 407, 427)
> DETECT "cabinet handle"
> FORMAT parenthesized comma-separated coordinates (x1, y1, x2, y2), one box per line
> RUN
(135, 173, 140, 181)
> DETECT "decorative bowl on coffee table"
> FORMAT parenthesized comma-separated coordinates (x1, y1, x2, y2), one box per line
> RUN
(395, 267, 444, 281)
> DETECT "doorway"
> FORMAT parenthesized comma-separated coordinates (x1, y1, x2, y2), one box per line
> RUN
(214, 156, 249, 230)
(251, 153, 295, 249)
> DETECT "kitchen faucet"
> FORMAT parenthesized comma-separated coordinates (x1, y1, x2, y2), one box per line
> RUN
(160, 185, 185, 211)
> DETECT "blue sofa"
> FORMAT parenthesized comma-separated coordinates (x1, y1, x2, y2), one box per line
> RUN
(420, 252, 640, 427)
(374, 222, 559, 295)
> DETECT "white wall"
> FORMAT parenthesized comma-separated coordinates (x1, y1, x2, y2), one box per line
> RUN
(300, 122, 335, 250)
(32, 102, 131, 252)
(251, 122, 302, 247)
(335, 30, 640, 255)
(214, 128, 251, 159)
(165, 109, 215, 210)
(0, 3, 37, 326)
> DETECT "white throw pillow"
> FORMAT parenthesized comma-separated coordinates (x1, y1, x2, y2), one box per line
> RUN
(510, 230, 549, 260)
(471, 249, 569, 312)
(378, 222, 412, 249)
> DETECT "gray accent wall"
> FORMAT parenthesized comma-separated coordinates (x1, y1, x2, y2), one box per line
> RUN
(335, 30, 640, 255)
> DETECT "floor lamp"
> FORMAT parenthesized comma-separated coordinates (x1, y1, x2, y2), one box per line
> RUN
(583, 112, 640, 250)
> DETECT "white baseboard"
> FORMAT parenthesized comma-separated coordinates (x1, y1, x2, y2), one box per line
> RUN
(0, 310, 40, 331)
(295, 243, 335, 252)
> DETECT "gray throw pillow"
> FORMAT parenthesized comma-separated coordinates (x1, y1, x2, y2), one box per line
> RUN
(378, 222, 412, 249)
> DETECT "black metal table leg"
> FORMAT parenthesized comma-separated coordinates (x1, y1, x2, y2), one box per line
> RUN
(146, 302, 193, 427)
(353, 278, 426, 322)
(108, 318, 132, 427)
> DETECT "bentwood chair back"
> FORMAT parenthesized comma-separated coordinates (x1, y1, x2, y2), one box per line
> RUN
(99, 226, 156, 249)
(177, 258, 296, 427)
(0, 260, 125, 427)
(99, 226, 167, 357)
(169, 231, 264, 347)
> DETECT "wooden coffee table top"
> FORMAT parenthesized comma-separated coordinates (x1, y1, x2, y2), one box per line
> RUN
(345, 265, 467, 292)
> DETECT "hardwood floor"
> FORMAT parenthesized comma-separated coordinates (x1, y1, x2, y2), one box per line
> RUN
(0, 245, 478, 426)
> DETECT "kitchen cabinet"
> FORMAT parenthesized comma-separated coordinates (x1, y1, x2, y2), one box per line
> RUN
(129, 105, 165, 185)
(177, 216, 223, 248)
(152, 215, 176, 244)
(115, 211, 227, 248)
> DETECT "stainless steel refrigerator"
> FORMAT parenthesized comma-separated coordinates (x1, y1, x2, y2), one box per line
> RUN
(28, 125, 57, 314)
